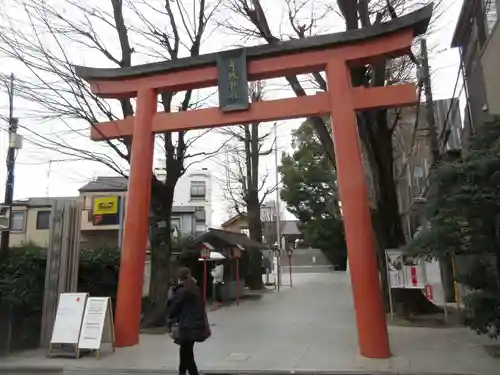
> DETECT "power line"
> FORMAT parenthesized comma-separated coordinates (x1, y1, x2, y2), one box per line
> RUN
(436, 0, 491, 154)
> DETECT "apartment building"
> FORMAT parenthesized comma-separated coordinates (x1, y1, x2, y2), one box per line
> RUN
(154, 167, 213, 230)
(6, 171, 211, 248)
(451, 0, 499, 147)
(78, 176, 208, 249)
(7, 197, 76, 247)
(392, 99, 462, 239)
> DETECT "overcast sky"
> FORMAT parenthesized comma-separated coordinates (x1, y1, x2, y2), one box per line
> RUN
(0, 0, 465, 226)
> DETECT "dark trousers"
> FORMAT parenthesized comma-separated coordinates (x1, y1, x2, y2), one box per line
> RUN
(179, 341, 198, 375)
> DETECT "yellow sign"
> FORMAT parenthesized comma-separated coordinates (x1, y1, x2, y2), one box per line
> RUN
(93, 196, 119, 215)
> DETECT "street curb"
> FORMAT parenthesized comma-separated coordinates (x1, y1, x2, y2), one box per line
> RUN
(0, 365, 64, 373)
(0, 367, 483, 375)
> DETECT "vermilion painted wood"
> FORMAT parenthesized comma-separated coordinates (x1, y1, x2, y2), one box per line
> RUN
(326, 59, 390, 358)
(113, 88, 156, 347)
(90, 84, 417, 141)
(88, 30, 413, 99)
(81, 13, 431, 357)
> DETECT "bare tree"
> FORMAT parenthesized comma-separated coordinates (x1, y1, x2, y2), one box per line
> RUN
(0, 0, 223, 325)
(219, 82, 276, 288)
(221, 0, 442, 310)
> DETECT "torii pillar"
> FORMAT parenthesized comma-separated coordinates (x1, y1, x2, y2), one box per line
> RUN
(74, 4, 433, 359)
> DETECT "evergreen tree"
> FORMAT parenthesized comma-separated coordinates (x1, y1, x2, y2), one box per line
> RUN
(408, 117, 500, 338)
(280, 121, 347, 268)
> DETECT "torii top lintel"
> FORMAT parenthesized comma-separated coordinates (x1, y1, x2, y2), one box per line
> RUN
(75, 4, 432, 100)
(75, 4, 432, 141)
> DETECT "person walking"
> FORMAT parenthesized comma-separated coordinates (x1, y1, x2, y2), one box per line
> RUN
(168, 267, 211, 375)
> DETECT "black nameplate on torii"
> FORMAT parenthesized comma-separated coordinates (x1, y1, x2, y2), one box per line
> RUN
(216, 49, 249, 112)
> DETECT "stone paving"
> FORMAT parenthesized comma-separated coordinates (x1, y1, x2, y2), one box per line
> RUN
(1, 272, 498, 374)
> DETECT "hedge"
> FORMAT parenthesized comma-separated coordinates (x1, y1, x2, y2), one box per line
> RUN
(0, 244, 120, 353)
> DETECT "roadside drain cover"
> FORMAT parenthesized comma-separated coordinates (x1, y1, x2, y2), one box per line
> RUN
(227, 353, 249, 362)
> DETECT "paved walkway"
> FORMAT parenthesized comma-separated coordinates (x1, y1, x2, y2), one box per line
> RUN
(1, 272, 498, 374)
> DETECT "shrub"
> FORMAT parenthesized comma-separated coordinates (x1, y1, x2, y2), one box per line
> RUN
(0, 243, 47, 352)
(0, 244, 121, 353)
(78, 247, 120, 307)
(407, 116, 500, 338)
(0, 243, 46, 307)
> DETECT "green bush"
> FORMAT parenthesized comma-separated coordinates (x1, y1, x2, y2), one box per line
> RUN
(407, 116, 500, 338)
(0, 244, 121, 353)
(0, 243, 47, 352)
(0, 243, 47, 307)
(78, 247, 120, 305)
(458, 257, 500, 339)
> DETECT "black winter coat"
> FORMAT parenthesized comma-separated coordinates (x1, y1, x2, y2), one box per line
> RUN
(167, 282, 210, 344)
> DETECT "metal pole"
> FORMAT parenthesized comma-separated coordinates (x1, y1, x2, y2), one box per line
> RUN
(420, 39, 439, 164)
(1, 74, 17, 256)
(288, 254, 293, 288)
(203, 259, 207, 306)
(385, 251, 395, 323)
(451, 253, 461, 310)
(118, 196, 125, 249)
(236, 258, 240, 306)
(273, 123, 282, 291)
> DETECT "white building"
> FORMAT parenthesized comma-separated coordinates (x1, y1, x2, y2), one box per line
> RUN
(154, 165, 213, 231)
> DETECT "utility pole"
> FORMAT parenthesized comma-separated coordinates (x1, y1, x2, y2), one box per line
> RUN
(420, 40, 455, 304)
(1, 74, 19, 256)
(273, 123, 281, 291)
(420, 39, 439, 164)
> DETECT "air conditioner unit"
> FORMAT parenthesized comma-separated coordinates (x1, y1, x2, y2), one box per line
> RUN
(0, 205, 11, 231)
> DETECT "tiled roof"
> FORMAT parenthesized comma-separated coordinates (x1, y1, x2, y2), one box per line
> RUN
(195, 228, 266, 250)
(12, 197, 78, 207)
(79, 176, 128, 192)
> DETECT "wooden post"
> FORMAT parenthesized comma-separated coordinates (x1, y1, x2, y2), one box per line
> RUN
(114, 88, 156, 347)
(325, 59, 390, 359)
(40, 199, 83, 349)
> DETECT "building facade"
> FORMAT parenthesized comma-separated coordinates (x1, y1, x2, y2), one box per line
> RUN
(392, 99, 462, 239)
(8, 197, 75, 247)
(154, 167, 213, 230)
(78, 176, 208, 249)
(6, 172, 210, 249)
(451, 0, 499, 148)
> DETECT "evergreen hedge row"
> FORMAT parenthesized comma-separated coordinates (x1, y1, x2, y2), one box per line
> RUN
(0, 244, 120, 353)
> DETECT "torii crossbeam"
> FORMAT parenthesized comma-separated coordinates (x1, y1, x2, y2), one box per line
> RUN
(75, 4, 433, 359)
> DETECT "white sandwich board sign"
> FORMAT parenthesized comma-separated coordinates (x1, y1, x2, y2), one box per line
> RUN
(48, 293, 88, 358)
(78, 297, 115, 358)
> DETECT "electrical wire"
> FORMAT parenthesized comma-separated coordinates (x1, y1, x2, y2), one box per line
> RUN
(435, 0, 493, 156)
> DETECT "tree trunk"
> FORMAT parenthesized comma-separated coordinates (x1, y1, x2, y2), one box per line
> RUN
(246, 190, 263, 290)
(368, 111, 438, 314)
(142, 181, 175, 328)
(244, 123, 264, 290)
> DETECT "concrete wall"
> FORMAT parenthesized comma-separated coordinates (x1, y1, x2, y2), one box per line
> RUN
(481, 22, 500, 114)
(80, 230, 120, 250)
(80, 192, 126, 231)
(156, 167, 213, 230)
(9, 206, 51, 248)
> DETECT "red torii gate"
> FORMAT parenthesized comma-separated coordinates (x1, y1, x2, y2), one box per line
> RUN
(75, 5, 432, 359)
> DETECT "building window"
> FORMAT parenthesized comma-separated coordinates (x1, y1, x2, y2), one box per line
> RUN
(10, 211, 26, 232)
(36, 211, 51, 230)
(484, 0, 498, 36)
(84, 195, 92, 210)
(190, 181, 206, 200)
